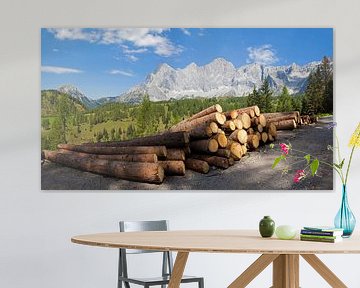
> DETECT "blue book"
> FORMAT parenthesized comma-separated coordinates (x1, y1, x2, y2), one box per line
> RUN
(302, 226, 343, 237)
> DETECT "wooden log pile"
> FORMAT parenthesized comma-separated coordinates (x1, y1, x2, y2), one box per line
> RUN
(42, 104, 278, 184)
(263, 111, 318, 130)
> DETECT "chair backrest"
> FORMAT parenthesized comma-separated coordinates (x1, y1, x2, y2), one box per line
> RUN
(118, 220, 173, 283)
(119, 220, 169, 254)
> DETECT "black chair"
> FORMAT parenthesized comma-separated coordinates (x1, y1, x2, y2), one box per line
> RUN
(118, 220, 204, 288)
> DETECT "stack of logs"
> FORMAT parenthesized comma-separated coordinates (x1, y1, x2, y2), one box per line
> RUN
(42, 104, 281, 184)
(263, 111, 318, 130)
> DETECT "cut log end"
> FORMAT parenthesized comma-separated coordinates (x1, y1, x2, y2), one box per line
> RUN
(214, 133, 228, 148)
(247, 134, 260, 149)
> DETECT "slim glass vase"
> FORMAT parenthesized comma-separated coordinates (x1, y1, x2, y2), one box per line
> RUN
(334, 185, 356, 237)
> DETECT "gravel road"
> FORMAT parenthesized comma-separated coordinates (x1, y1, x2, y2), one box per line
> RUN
(41, 117, 334, 191)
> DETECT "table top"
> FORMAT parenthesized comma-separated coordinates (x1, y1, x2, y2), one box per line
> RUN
(71, 230, 360, 254)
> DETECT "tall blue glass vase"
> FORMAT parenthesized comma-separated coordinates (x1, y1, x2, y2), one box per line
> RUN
(334, 185, 356, 237)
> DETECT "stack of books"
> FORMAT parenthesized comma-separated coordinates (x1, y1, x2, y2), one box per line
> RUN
(300, 226, 344, 243)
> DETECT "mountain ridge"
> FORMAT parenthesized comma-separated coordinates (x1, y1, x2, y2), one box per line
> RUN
(118, 58, 323, 104)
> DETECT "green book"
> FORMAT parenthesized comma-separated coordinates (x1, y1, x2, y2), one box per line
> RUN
(300, 234, 340, 240)
(300, 236, 342, 243)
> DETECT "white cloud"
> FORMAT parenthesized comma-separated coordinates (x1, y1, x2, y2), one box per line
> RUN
(41, 65, 83, 74)
(126, 55, 139, 62)
(123, 47, 148, 54)
(52, 48, 59, 52)
(47, 28, 182, 57)
(47, 28, 100, 42)
(181, 28, 191, 36)
(108, 69, 134, 77)
(247, 44, 278, 66)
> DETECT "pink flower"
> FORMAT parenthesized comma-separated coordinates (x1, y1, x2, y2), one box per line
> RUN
(293, 170, 306, 183)
(279, 143, 289, 155)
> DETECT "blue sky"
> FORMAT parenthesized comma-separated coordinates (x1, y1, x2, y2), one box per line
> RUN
(41, 28, 333, 99)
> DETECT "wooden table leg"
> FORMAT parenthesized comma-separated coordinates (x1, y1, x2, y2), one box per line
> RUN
(301, 254, 347, 288)
(168, 252, 189, 288)
(272, 254, 299, 288)
(228, 254, 279, 288)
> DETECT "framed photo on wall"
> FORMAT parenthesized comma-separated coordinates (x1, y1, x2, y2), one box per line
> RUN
(41, 28, 333, 190)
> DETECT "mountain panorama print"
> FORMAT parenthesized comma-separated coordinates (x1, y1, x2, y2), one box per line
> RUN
(41, 28, 334, 191)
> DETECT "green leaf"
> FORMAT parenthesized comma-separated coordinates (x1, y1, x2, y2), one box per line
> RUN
(272, 155, 284, 169)
(304, 154, 311, 164)
(339, 158, 345, 169)
(310, 158, 319, 176)
(269, 143, 274, 149)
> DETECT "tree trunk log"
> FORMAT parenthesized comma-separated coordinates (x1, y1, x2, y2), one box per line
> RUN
(257, 124, 264, 133)
(234, 106, 261, 117)
(169, 112, 225, 132)
(247, 134, 260, 149)
(224, 110, 239, 120)
(188, 123, 213, 139)
(238, 113, 251, 129)
(266, 122, 277, 137)
(83, 131, 189, 148)
(165, 148, 186, 161)
(265, 114, 297, 123)
(261, 132, 268, 143)
(190, 139, 218, 153)
(233, 118, 243, 130)
(209, 122, 219, 133)
(263, 112, 300, 124)
(176, 104, 223, 126)
(272, 119, 297, 130)
(185, 158, 209, 174)
(256, 114, 267, 127)
(43, 150, 164, 184)
(191, 154, 233, 169)
(57, 149, 158, 163)
(213, 133, 228, 148)
(229, 129, 248, 144)
(213, 148, 231, 158)
(247, 128, 254, 135)
(58, 144, 167, 157)
(159, 160, 185, 176)
(222, 120, 236, 131)
(227, 141, 243, 160)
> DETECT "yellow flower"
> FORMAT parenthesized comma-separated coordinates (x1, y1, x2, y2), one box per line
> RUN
(349, 122, 360, 147)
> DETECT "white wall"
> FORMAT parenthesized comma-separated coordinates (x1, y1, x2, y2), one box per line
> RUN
(1, 0, 360, 287)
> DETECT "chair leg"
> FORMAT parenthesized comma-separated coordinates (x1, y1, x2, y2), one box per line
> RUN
(199, 278, 204, 288)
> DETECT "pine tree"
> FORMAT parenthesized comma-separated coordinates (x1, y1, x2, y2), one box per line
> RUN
(137, 95, 151, 134)
(259, 77, 274, 112)
(303, 57, 333, 115)
(247, 86, 258, 106)
(278, 86, 293, 112)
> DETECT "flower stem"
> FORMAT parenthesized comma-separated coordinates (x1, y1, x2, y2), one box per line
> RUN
(345, 145, 356, 185)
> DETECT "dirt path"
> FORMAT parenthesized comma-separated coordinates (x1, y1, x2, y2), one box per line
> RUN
(41, 117, 334, 191)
